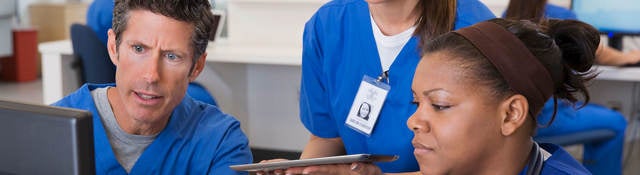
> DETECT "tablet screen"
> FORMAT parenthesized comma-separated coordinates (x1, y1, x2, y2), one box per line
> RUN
(230, 154, 398, 172)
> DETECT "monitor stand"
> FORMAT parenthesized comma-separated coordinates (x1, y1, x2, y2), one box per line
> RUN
(608, 34, 624, 51)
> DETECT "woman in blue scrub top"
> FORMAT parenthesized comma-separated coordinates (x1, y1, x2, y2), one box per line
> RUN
(409, 18, 596, 175)
(505, 1, 637, 174)
(505, 0, 640, 66)
(290, 0, 494, 174)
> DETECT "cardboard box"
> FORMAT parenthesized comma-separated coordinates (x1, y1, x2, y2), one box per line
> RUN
(29, 2, 88, 43)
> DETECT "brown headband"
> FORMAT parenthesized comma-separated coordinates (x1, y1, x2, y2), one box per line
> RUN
(452, 21, 554, 115)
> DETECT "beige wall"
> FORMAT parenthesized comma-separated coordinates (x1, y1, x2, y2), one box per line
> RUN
(29, 3, 88, 42)
(16, 0, 90, 26)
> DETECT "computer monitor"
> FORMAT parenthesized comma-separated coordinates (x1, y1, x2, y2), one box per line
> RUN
(572, 0, 640, 66)
(0, 100, 95, 175)
(571, 0, 640, 34)
(209, 9, 226, 42)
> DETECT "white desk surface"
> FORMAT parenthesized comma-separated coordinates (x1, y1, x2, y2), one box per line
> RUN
(38, 39, 302, 66)
(38, 40, 72, 54)
(232, 0, 328, 4)
(39, 39, 640, 76)
(37, 40, 640, 81)
(36, 39, 640, 104)
(593, 65, 640, 82)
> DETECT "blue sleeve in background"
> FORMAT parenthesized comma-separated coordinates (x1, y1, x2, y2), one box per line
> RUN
(299, 10, 341, 139)
(86, 0, 114, 46)
(499, 3, 577, 20)
(455, 0, 497, 30)
(544, 4, 578, 20)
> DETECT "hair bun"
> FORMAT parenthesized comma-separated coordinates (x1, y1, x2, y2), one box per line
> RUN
(546, 19, 600, 72)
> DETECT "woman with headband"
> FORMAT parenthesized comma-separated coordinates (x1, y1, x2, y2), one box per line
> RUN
(408, 18, 596, 175)
(504, 1, 630, 174)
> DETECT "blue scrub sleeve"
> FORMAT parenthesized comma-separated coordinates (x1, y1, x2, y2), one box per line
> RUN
(86, 0, 113, 45)
(544, 4, 577, 20)
(500, 4, 577, 21)
(454, 0, 497, 29)
(299, 13, 340, 138)
(208, 120, 252, 175)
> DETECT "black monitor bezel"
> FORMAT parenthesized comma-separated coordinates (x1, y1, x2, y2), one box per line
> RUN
(0, 100, 95, 175)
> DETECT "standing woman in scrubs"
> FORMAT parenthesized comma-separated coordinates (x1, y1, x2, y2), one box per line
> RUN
(292, 0, 494, 174)
(505, 1, 633, 174)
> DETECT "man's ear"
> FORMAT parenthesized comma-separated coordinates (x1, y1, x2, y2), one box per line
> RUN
(188, 52, 207, 82)
(107, 29, 119, 66)
(500, 94, 529, 136)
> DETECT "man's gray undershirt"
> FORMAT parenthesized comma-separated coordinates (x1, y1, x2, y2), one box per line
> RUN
(91, 87, 158, 173)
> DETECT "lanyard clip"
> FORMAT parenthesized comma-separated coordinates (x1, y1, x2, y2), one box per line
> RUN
(376, 70, 389, 83)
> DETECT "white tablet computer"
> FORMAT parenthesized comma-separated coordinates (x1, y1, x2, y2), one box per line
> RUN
(230, 154, 398, 172)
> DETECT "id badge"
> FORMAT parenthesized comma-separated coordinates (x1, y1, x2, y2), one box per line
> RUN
(345, 75, 390, 136)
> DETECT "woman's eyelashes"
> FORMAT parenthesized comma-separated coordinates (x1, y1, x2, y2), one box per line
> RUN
(412, 98, 451, 111)
(411, 99, 420, 106)
(431, 104, 451, 111)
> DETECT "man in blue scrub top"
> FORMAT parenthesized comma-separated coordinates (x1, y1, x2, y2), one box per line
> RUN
(53, 0, 251, 174)
(297, 0, 495, 173)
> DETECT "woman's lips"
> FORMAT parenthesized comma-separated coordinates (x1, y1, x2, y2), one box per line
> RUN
(413, 142, 435, 155)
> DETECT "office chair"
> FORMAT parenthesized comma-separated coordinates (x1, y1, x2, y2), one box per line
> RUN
(70, 23, 116, 84)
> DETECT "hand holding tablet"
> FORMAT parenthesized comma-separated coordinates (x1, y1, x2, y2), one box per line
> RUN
(230, 154, 398, 172)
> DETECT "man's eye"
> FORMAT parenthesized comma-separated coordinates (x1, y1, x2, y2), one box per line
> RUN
(166, 53, 178, 60)
(133, 45, 144, 53)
